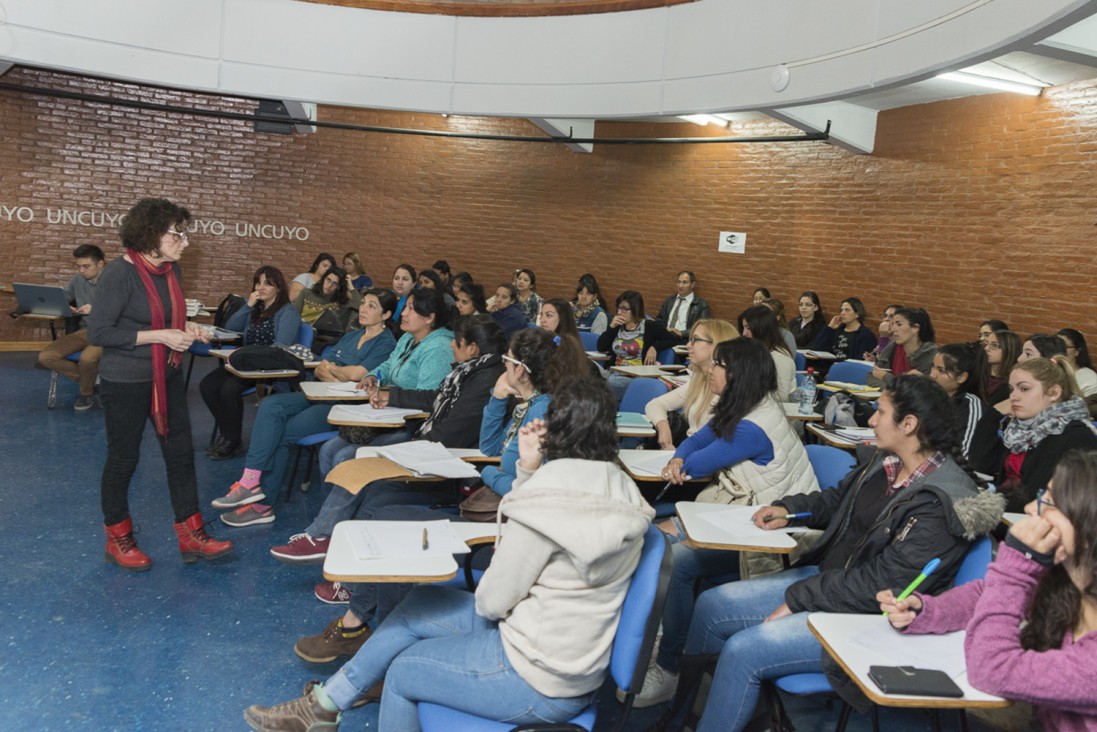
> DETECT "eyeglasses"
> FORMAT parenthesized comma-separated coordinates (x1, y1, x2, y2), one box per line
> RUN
(617, 305, 632, 312)
(165, 229, 189, 241)
(689, 336, 713, 344)
(1036, 487, 1056, 516)
(712, 360, 727, 370)
(501, 354, 531, 373)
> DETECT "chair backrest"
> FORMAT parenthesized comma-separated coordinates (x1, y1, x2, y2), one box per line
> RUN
(619, 377, 668, 414)
(805, 444, 857, 491)
(656, 347, 677, 365)
(579, 331, 600, 351)
(826, 360, 873, 385)
(297, 322, 315, 350)
(794, 351, 806, 371)
(954, 535, 993, 586)
(611, 525, 673, 696)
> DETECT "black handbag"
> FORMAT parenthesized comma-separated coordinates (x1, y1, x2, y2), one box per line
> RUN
(228, 345, 306, 376)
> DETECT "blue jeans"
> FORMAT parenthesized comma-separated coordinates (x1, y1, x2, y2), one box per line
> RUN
(324, 587, 593, 731)
(656, 534, 741, 672)
(684, 566, 822, 732)
(606, 372, 631, 405)
(244, 393, 334, 495)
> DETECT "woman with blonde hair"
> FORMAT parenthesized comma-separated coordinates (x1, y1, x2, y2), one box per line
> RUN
(645, 319, 739, 450)
(997, 356, 1097, 512)
(342, 252, 372, 291)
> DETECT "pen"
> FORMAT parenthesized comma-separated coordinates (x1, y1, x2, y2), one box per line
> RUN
(654, 480, 672, 502)
(422, 527, 429, 551)
(883, 557, 941, 616)
(763, 512, 811, 523)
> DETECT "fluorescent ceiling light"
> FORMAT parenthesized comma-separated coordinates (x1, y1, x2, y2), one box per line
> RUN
(936, 71, 1045, 96)
(678, 114, 731, 127)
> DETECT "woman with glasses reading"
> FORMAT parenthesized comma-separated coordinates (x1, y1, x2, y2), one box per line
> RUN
(88, 198, 233, 571)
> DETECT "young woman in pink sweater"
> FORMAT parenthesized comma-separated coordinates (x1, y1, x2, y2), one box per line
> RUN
(880, 449, 1097, 731)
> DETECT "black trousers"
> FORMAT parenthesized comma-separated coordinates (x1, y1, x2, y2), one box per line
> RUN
(198, 366, 250, 444)
(99, 369, 199, 525)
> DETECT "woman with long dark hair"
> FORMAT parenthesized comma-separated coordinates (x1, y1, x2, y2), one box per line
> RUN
(294, 266, 361, 329)
(246, 377, 653, 730)
(454, 282, 488, 316)
(1058, 328, 1097, 397)
(288, 252, 336, 301)
(788, 291, 826, 349)
(513, 267, 543, 323)
(881, 449, 1097, 730)
(390, 263, 416, 324)
(199, 265, 302, 459)
(928, 342, 1003, 475)
(978, 318, 1009, 346)
(598, 290, 671, 402)
(985, 329, 1023, 406)
(810, 296, 876, 362)
(868, 307, 938, 387)
(634, 338, 819, 708)
(88, 198, 233, 570)
(572, 273, 608, 334)
(538, 297, 596, 377)
(654, 375, 1004, 732)
(738, 304, 796, 401)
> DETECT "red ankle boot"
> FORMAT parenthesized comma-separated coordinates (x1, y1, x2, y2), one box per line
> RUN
(104, 518, 152, 572)
(174, 512, 234, 563)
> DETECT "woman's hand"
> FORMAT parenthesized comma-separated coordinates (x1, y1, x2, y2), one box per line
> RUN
(655, 422, 675, 451)
(492, 371, 517, 399)
(184, 320, 210, 343)
(346, 274, 356, 290)
(358, 374, 380, 395)
(516, 418, 547, 471)
(828, 315, 842, 329)
(159, 329, 194, 352)
(369, 390, 390, 409)
(247, 290, 260, 308)
(877, 589, 923, 629)
(661, 457, 689, 485)
(765, 603, 792, 623)
(751, 505, 788, 529)
(1009, 515, 1065, 564)
(871, 366, 890, 381)
(610, 314, 627, 329)
(643, 347, 658, 366)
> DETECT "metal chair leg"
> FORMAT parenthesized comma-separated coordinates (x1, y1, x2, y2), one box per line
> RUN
(301, 446, 316, 492)
(47, 371, 59, 409)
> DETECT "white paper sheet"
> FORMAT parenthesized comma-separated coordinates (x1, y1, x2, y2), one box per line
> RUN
(849, 618, 968, 680)
(328, 404, 423, 423)
(377, 441, 482, 479)
(619, 450, 674, 476)
(348, 520, 470, 561)
(326, 381, 368, 396)
(695, 505, 807, 538)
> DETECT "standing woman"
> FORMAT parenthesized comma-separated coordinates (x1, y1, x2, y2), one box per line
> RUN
(573, 273, 609, 334)
(645, 319, 739, 450)
(288, 253, 336, 302)
(739, 305, 797, 401)
(343, 252, 372, 291)
(788, 291, 826, 349)
(810, 296, 876, 362)
(513, 268, 543, 324)
(868, 307, 938, 387)
(88, 198, 233, 571)
(997, 357, 1097, 512)
(598, 290, 671, 402)
(985, 329, 1022, 405)
(390, 263, 416, 324)
(200, 265, 302, 460)
(928, 343, 1003, 475)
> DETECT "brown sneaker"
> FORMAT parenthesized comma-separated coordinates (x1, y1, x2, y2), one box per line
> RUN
(294, 617, 371, 664)
(244, 680, 339, 731)
(349, 681, 384, 709)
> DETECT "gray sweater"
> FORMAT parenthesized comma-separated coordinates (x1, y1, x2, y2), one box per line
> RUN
(87, 257, 182, 383)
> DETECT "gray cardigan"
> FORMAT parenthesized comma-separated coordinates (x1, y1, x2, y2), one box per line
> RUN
(866, 340, 937, 388)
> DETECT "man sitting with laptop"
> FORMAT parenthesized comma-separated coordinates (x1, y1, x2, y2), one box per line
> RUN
(36, 244, 106, 410)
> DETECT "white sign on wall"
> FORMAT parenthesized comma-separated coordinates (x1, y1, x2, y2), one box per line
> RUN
(718, 231, 746, 254)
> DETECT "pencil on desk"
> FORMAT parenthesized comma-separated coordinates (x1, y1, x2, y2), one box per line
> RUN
(422, 527, 429, 551)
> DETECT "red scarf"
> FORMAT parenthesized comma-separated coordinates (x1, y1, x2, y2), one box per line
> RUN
(128, 249, 186, 436)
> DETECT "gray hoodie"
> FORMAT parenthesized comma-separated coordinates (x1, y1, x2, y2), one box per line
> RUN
(474, 458, 655, 698)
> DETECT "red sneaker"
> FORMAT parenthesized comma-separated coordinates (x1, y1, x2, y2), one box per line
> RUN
(271, 533, 330, 565)
(314, 581, 352, 605)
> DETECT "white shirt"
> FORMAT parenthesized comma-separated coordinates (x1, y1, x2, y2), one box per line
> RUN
(669, 292, 694, 332)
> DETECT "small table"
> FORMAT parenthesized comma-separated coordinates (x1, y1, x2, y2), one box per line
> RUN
(300, 380, 372, 401)
(15, 313, 67, 340)
(326, 404, 429, 427)
(675, 501, 797, 553)
(783, 402, 823, 422)
(586, 350, 611, 362)
(323, 520, 499, 582)
(618, 449, 675, 482)
(806, 423, 876, 451)
(808, 613, 1009, 715)
(819, 382, 881, 401)
(610, 364, 688, 378)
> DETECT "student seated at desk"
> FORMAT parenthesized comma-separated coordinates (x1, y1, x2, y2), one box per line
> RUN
(739, 305, 796, 402)
(293, 327, 583, 665)
(269, 315, 505, 564)
(644, 319, 738, 450)
(294, 266, 362, 332)
(599, 289, 672, 403)
(452, 282, 487, 317)
(653, 376, 1005, 732)
(810, 296, 876, 363)
(572, 272, 608, 335)
(288, 252, 335, 302)
(488, 283, 527, 338)
(927, 342, 1003, 476)
(867, 307, 938, 387)
(244, 377, 655, 732)
(199, 265, 301, 460)
(537, 297, 600, 378)
(634, 338, 819, 708)
(985, 328, 1022, 406)
(880, 449, 1097, 732)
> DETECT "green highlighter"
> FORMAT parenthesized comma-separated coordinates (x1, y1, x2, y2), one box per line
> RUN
(883, 557, 941, 616)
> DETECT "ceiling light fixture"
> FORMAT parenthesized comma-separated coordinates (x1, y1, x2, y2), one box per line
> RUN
(936, 71, 1045, 96)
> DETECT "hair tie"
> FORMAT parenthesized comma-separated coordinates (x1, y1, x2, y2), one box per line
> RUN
(553, 335, 561, 347)
(1050, 356, 1058, 365)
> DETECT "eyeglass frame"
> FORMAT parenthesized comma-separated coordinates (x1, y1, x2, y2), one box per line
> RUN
(1036, 487, 1055, 516)
(688, 336, 713, 344)
(164, 228, 189, 241)
(501, 354, 531, 374)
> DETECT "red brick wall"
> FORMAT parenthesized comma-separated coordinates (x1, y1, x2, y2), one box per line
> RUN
(2, 66, 1096, 346)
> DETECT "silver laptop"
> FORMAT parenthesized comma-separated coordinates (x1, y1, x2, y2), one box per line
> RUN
(13, 283, 73, 317)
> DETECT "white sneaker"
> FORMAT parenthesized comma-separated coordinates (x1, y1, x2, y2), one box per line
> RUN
(617, 662, 679, 708)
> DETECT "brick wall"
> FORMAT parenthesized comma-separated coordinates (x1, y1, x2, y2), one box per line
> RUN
(2, 66, 1095, 346)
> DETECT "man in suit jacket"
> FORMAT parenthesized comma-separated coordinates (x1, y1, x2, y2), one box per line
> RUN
(655, 271, 710, 346)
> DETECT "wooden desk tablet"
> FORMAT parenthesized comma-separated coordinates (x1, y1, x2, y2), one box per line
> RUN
(586, 350, 611, 362)
(808, 613, 1009, 710)
(326, 404, 429, 427)
(675, 502, 797, 553)
(299, 380, 372, 401)
(618, 449, 675, 482)
(806, 423, 876, 451)
(610, 364, 688, 378)
(783, 402, 823, 421)
(323, 520, 501, 582)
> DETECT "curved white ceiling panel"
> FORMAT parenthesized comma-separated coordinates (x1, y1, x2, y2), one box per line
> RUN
(0, 0, 1094, 117)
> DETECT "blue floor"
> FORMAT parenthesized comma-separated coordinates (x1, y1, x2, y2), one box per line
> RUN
(0, 351, 990, 731)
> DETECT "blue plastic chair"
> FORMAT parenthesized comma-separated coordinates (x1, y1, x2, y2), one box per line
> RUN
(579, 331, 600, 351)
(619, 378, 668, 414)
(805, 444, 857, 491)
(46, 350, 83, 409)
(418, 526, 673, 732)
(297, 322, 315, 350)
(286, 430, 339, 496)
(794, 351, 807, 371)
(656, 347, 677, 365)
(826, 360, 873, 385)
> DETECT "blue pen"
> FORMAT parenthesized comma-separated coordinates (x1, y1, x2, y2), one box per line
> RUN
(884, 557, 941, 616)
(762, 512, 811, 523)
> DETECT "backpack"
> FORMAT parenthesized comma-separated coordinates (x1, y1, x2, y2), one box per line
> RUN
(213, 293, 247, 329)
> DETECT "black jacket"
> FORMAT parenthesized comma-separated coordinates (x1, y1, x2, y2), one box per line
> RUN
(953, 392, 1003, 477)
(997, 419, 1097, 513)
(811, 324, 876, 362)
(597, 318, 672, 359)
(655, 293, 710, 336)
(776, 452, 1004, 614)
(387, 356, 504, 449)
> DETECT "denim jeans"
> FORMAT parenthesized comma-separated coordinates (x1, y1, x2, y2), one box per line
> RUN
(243, 393, 335, 495)
(606, 371, 632, 405)
(684, 565, 822, 732)
(324, 586, 593, 731)
(99, 370, 199, 524)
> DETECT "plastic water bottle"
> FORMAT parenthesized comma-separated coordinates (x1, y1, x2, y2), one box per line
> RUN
(799, 367, 816, 415)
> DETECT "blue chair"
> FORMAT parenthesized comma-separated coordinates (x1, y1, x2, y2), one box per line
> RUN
(826, 360, 873, 385)
(418, 525, 673, 732)
(656, 347, 677, 365)
(619, 378, 668, 414)
(579, 331, 600, 351)
(46, 350, 84, 409)
(184, 340, 213, 390)
(794, 351, 807, 371)
(297, 322, 315, 351)
(286, 430, 339, 496)
(805, 444, 856, 490)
